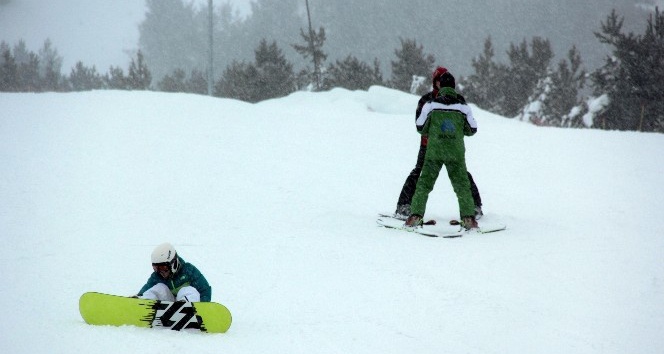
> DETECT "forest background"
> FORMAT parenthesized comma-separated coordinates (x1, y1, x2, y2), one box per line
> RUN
(1, 0, 662, 132)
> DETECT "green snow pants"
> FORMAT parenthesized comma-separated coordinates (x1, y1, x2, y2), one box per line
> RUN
(410, 157, 476, 219)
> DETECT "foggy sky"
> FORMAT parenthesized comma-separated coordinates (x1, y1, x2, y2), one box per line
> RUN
(0, 0, 252, 71)
(0, 0, 658, 76)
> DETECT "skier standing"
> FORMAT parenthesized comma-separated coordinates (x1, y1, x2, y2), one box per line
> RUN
(405, 71, 479, 230)
(394, 66, 483, 220)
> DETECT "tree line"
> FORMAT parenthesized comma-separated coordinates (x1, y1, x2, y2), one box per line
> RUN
(0, 39, 152, 92)
(1, 7, 662, 133)
(463, 8, 663, 132)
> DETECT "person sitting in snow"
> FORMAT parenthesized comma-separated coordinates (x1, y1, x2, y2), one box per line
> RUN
(405, 70, 479, 230)
(394, 66, 483, 220)
(136, 242, 212, 302)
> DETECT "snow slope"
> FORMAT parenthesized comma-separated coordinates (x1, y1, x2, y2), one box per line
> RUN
(1, 88, 663, 354)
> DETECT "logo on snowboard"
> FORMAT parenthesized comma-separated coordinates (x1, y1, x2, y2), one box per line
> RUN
(145, 301, 205, 331)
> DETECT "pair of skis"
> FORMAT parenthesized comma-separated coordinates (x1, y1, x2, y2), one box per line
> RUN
(377, 213, 506, 238)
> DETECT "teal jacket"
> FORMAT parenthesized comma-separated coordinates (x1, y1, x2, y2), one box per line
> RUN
(138, 256, 212, 302)
(415, 87, 477, 161)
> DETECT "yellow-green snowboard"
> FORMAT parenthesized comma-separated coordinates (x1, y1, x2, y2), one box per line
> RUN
(79, 292, 232, 333)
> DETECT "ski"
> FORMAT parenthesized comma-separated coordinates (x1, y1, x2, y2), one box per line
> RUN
(377, 217, 507, 238)
(449, 219, 507, 234)
(376, 217, 463, 238)
(378, 213, 436, 225)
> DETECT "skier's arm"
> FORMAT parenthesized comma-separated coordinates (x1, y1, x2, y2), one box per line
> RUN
(462, 104, 478, 136)
(189, 266, 212, 302)
(416, 102, 432, 133)
(137, 274, 160, 296)
(415, 94, 430, 119)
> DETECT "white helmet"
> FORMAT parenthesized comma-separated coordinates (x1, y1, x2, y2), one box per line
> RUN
(151, 242, 180, 275)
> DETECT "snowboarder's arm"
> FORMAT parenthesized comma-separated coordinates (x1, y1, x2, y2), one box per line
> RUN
(189, 265, 212, 302)
(137, 273, 160, 296)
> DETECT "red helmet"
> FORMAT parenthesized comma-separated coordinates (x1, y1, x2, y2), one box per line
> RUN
(432, 66, 448, 81)
(431, 66, 448, 90)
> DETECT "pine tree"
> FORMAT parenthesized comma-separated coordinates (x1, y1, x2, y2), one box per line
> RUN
(158, 68, 187, 92)
(554, 46, 586, 127)
(69, 61, 103, 91)
(187, 69, 208, 95)
(38, 39, 63, 92)
(518, 46, 586, 127)
(460, 37, 508, 112)
(1, 40, 42, 92)
(216, 39, 295, 102)
(254, 39, 295, 99)
(0, 40, 54, 92)
(389, 38, 434, 93)
(0, 47, 18, 91)
(11, 40, 30, 62)
(323, 55, 382, 90)
(105, 66, 128, 90)
(292, 26, 327, 91)
(502, 37, 554, 117)
(215, 60, 258, 102)
(140, 0, 205, 81)
(371, 58, 384, 86)
(127, 50, 152, 90)
(592, 8, 664, 132)
(17, 52, 41, 92)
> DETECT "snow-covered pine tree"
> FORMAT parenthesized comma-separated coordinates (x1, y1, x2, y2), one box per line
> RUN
(461, 37, 507, 113)
(389, 38, 434, 93)
(591, 8, 664, 132)
(502, 37, 553, 117)
(518, 46, 586, 127)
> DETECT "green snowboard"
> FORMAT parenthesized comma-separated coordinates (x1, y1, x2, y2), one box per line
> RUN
(79, 292, 232, 333)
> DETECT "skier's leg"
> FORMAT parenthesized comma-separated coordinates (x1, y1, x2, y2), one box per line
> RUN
(467, 172, 482, 207)
(410, 158, 443, 217)
(396, 143, 427, 214)
(141, 283, 175, 302)
(176, 286, 201, 302)
(446, 161, 475, 218)
(467, 172, 483, 219)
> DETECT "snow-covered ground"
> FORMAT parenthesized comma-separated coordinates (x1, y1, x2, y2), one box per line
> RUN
(1, 88, 662, 354)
